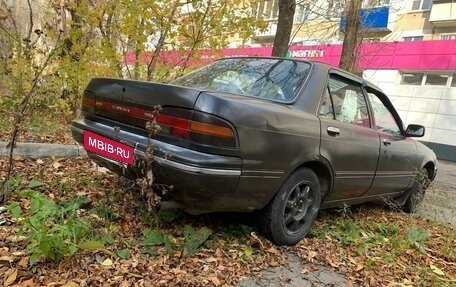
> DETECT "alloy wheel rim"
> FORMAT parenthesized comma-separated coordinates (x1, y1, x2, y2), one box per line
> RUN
(283, 181, 315, 234)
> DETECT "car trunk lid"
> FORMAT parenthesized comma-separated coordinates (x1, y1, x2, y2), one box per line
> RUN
(85, 78, 201, 128)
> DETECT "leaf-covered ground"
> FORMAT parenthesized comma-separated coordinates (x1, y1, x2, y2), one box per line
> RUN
(1, 157, 455, 287)
(0, 115, 74, 144)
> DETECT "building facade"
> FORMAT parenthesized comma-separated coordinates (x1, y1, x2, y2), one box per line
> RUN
(363, 0, 456, 162)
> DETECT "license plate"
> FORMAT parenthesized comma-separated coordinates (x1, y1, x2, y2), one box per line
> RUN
(83, 130, 134, 165)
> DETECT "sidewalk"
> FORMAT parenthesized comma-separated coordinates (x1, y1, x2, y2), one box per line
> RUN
(0, 142, 87, 158)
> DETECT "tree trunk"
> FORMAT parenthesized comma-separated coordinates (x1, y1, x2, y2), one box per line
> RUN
(339, 0, 362, 75)
(147, 4, 178, 81)
(271, 0, 295, 57)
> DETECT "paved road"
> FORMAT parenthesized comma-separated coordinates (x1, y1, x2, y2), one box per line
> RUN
(432, 160, 456, 191)
(239, 253, 349, 287)
(417, 160, 456, 225)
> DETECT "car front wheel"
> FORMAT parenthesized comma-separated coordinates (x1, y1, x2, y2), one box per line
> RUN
(261, 168, 321, 246)
(403, 168, 429, 213)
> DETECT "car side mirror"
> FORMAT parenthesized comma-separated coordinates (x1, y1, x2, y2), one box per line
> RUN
(405, 124, 425, 137)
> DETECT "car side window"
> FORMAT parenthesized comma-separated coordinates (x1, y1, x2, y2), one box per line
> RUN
(366, 92, 402, 135)
(327, 76, 371, 128)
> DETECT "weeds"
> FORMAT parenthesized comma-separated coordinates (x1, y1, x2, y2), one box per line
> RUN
(139, 225, 213, 257)
(93, 204, 119, 221)
(406, 227, 430, 252)
(7, 185, 91, 264)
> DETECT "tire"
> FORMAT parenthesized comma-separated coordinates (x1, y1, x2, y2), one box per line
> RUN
(260, 168, 321, 246)
(403, 168, 429, 213)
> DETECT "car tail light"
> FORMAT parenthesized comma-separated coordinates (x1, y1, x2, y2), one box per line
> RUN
(81, 91, 95, 115)
(157, 108, 237, 148)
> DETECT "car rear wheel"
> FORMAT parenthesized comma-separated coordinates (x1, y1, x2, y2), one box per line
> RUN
(403, 168, 429, 213)
(260, 168, 321, 246)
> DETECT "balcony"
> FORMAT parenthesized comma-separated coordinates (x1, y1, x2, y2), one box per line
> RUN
(340, 6, 391, 36)
(429, 2, 456, 27)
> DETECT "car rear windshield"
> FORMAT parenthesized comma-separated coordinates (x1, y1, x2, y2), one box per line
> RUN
(171, 58, 311, 102)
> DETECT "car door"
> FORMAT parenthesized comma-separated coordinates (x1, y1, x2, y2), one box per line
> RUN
(319, 73, 380, 201)
(362, 88, 419, 197)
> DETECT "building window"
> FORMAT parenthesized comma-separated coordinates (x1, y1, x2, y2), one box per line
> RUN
(403, 36, 423, 42)
(425, 74, 449, 86)
(400, 73, 456, 87)
(412, 0, 432, 10)
(295, 4, 310, 23)
(256, 0, 279, 20)
(440, 34, 456, 40)
(364, 38, 381, 43)
(400, 73, 424, 85)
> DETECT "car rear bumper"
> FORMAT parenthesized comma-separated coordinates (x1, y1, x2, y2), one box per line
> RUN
(71, 118, 243, 213)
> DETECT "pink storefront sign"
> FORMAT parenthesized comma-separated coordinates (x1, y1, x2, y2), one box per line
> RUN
(125, 40, 456, 71)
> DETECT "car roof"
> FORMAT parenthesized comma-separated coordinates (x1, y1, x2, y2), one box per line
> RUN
(299, 59, 385, 93)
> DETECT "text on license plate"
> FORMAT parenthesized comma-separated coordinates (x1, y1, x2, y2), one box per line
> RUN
(83, 130, 134, 165)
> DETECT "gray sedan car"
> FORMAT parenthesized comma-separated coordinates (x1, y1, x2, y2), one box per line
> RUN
(72, 57, 437, 245)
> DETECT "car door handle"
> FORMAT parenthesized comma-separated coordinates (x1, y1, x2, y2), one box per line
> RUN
(327, 126, 340, 136)
(382, 138, 392, 146)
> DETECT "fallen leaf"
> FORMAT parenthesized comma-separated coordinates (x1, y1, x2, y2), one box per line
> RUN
(127, 273, 143, 278)
(355, 264, 364, 272)
(348, 256, 357, 265)
(62, 282, 79, 287)
(5, 236, 26, 243)
(20, 278, 35, 287)
(242, 245, 253, 257)
(0, 256, 14, 263)
(429, 264, 445, 276)
(18, 257, 28, 269)
(79, 240, 104, 250)
(101, 258, 113, 266)
(301, 268, 310, 275)
(21, 199, 30, 210)
(270, 260, 279, 267)
(44, 281, 65, 286)
(308, 251, 317, 259)
(266, 247, 279, 254)
(11, 252, 25, 256)
(4, 268, 17, 287)
(205, 257, 217, 263)
(210, 277, 221, 286)
(119, 282, 130, 287)
(327, 257, 341, 268)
